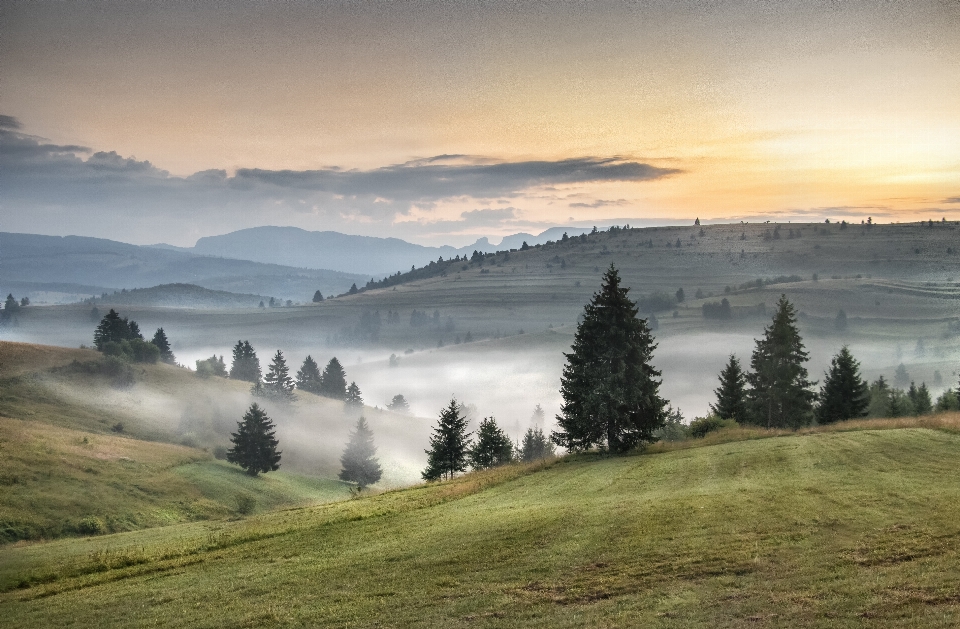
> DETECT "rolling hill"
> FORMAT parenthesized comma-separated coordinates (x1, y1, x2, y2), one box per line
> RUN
(3, 418, 960, 626)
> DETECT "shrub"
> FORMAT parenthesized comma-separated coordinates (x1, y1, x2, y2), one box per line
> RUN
(235, 494, 256, 515)
(75, 516, 106, 536)
(688, 415, 737, 438)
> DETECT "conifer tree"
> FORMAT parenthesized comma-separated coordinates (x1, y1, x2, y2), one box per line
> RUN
(388, 394, 410, 413)
(263, 350, 295, 400)
(468, 417, 513, 470)
(908, 382, 933, 415)
(295, 355, 323, 394)
(93, 309, 137, 349)
(520, 427, 556, 462)
(319, 357, 347, 400)
(338, 417, 382, 488)
(312, 290, 324, 303)
(552, 264, 666, 453)
(816, 346, 869, 423)
(151, 328, 175, 364)
(422, 398, 472, 481)
(531, 404, 546, 427)
(711, 355, 748, 422)
(229, 340, 262, 383)
(227, 404, 281, 476)
(745, 295, 815, 428)
(345, 381, 363, 411)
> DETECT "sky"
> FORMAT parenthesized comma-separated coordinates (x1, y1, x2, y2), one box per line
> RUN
(1, 0, 959, 247)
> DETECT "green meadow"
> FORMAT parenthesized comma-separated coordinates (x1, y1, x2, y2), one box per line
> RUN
(4, 418, 960, 627)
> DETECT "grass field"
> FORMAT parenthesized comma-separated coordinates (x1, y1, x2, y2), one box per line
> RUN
(0, 342, 370, 543)
(4, 417, 960, 627)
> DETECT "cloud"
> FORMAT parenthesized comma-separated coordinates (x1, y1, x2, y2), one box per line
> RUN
(568, 198, 629, 209)
(458, 207, 517, 226)
(0, 115, 682, 244)
(945, 197, 960, 204)
(233, 157, 680, 202)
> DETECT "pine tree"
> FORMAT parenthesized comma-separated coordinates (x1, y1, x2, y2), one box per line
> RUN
(422, 398, 472, 481)
(319, 357, 347, 400)
(93, 309, 135, 349)
(745, 295, 815, 428)
(295, 355, 323, 394)
(151, 328, 175, 364)
(388, 394, 410, 413)
(711, 355, 748, 422)
(908, 382, 933, 415)
(312, 290, 324, 303)
(531, 404, 545, 427)
(227, 404, 281, 476)
(552, 264, 666, 453)
(338, 417, 382, 488)
(468, 417, 513, 470)
(520, 427, 556, 462)
(229, 340, 262, 383)
(345, 381, 363, 411)
(816, 346, 869, 423)
(263, 350, 295, 400)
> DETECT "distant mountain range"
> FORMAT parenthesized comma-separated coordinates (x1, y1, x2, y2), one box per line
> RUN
(0, 232, 367, 303)
(150, 225, 597, 277)
(1, 226, 600, 304)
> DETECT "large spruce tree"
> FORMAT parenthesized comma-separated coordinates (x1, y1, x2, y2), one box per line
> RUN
(552, 264, 666, 453)
(229, 340, 262, 383)
(816, 346, 869, 423)
(319, 357, 348, 400)
(746, 295, 815, 428)
(338, 417, 382, 488)
(227, 404, 281, 476)
(344, 381, 363, 411)
(263, 350, 295, 400)
(711, 355, 748, 422)
(93, 309, 141, 349)
(151, 328, 175, 364)
(295, 355, 323, 394)
(422, 398, 472, 481)
(468, 417, 513, 470)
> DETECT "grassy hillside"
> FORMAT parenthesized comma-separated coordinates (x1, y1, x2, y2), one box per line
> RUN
(86, 283, 275, 309)
(3, 418, 960, 627)
(0, 342, 410, 543)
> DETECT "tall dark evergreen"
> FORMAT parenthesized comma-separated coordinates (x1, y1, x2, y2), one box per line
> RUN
(263, 350, 295, 400)
(908, 382, 933, 415)
(711, 355, 748, 422)
(295, 355, 323, 394)
(92, 309, 142, 349)
(345, 381, 363, 411)
(338, 417, 382, 488)
(312, 290, 324, 303)
(468, 417, 513, 470)
(745, 295, 816, 428)
(552, 264, 666, 453)
(229, 340, 262, 383)
(816, 346, 869, 423)
(151, 328, 175, 364)
(422, 398, 472, 481)
(227, 404, 281, 476)
(319, 357, 348, 400)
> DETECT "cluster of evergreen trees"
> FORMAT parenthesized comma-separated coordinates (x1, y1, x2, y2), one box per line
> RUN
(710, 298, 950, 427)
(225, 340, 363, 407)
(421, 399, 555, 481)
(91, 308, 175, 364)
(1, 293, 28, 324)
